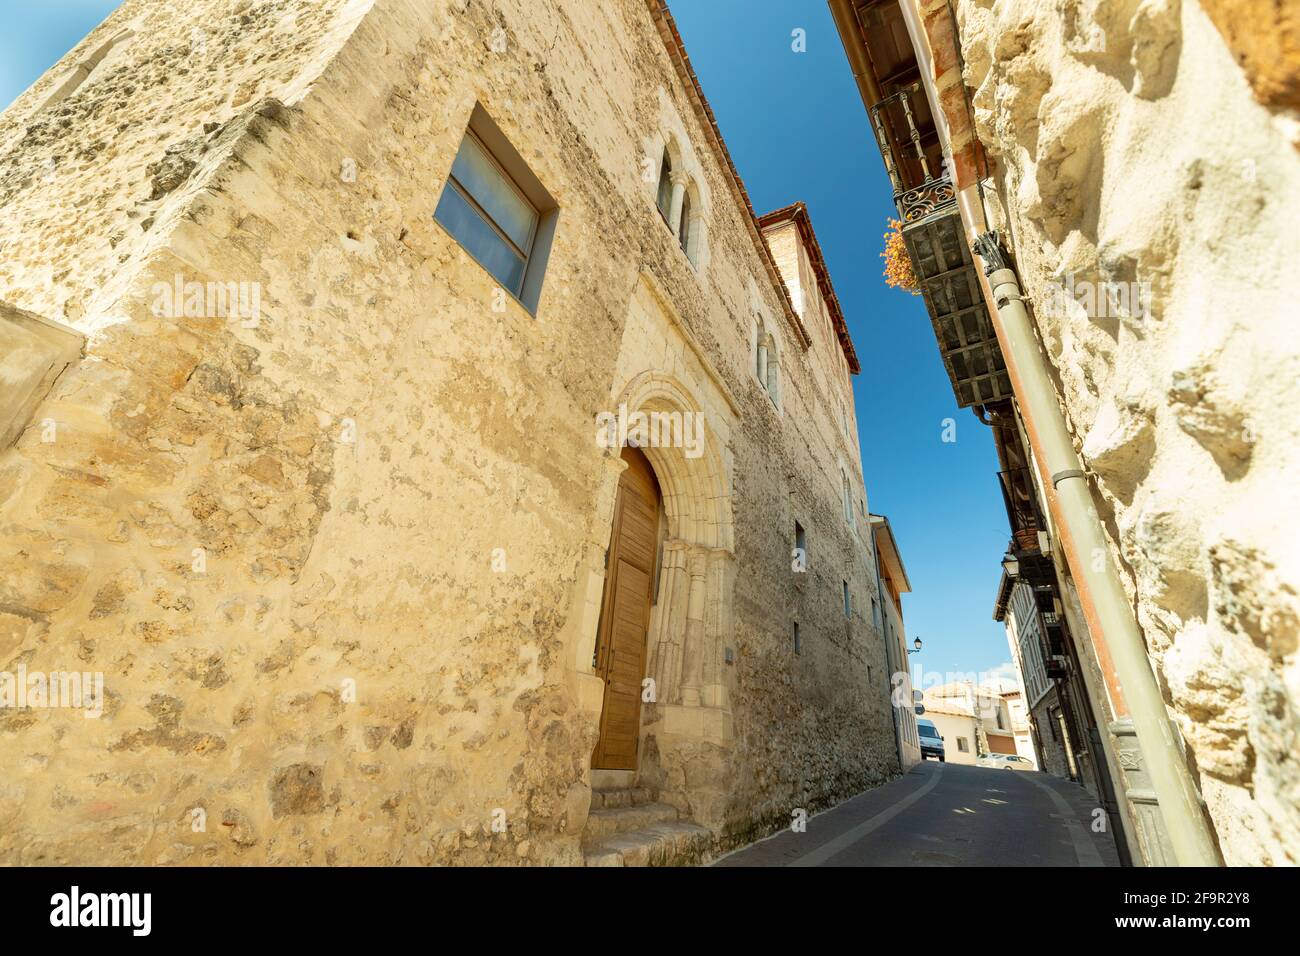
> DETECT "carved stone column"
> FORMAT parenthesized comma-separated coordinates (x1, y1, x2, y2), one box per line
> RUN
(668, 171, 688, 234)
(701, 547, 734, 709)
(678, 547, 708, 706)
(646, 539, 689, 704)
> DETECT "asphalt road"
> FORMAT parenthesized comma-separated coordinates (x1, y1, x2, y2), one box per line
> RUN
(714, 760, 1121, 867)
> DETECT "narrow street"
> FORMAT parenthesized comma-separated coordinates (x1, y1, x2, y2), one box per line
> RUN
(715, 762, 1120, 867)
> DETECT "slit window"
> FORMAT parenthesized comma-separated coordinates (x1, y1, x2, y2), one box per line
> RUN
(678, 190, 692, 252)
(656, 150, 673, 223)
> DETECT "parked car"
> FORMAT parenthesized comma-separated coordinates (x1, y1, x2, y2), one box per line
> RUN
(917, 718, 945, 762)
(977, 753, 1035, 771)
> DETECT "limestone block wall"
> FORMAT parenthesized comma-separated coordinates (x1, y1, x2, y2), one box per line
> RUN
(955, 0, 1300, 865)
(0, 0, 897, 864)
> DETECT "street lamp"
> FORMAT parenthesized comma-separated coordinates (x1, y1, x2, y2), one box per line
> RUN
(1001, 551, 1019, 577)
(908, 637, 922, 655)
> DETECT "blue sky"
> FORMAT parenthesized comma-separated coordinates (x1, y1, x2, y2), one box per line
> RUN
(0, 1, 1013, 683)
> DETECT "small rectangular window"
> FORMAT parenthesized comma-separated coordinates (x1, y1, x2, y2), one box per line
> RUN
(434, 105, 558, 314)
(957, 737, 970, 753)
(793, 621, 801, 656)
(871, 596, 879, 628)
(843, 580, 851, 618)
(794, 521, 806, 570)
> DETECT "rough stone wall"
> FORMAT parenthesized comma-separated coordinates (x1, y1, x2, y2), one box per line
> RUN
(956, 0, 1300, 865)
(726, 221, 895, 845)
(1029, 689, 1072, 781)
(0, 0, 896, 864)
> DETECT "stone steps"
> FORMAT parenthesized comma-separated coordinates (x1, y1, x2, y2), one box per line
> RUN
(583, 821, 714, 867)
(584, 801, 681, 840)
(582, 784, 713, 866)
(589, 786, 653, 810)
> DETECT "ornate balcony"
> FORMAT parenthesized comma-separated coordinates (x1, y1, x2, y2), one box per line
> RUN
(897, 176, 957, 224)
(869, 85, 1012, 409)
(902, 199, 1011, 408)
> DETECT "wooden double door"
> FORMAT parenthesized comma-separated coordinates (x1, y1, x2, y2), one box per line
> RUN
(591, 447, 661, 770)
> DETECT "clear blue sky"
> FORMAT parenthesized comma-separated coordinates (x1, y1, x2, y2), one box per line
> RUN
(0, 1, 1014, 683)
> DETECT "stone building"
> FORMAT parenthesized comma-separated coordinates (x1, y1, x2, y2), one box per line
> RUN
(1000, 690, 1038, 770)
(832, 0, 1300, 865)
(0, 0, 904, 865)
(996, 573, 1077, 782)
(870, 512, 920, 769)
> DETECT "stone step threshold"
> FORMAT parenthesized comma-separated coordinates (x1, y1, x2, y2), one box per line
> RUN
(589, 786, 654, 810)
(585, 801, 682, 840)
(583, 821, 713, 867)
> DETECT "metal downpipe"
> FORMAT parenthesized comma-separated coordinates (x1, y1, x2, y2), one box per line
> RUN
(974, 235, 1220, 867)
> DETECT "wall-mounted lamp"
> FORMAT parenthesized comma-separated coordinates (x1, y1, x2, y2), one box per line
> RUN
(908, 637, 922, 655)
(1001, 551, 1019, 577)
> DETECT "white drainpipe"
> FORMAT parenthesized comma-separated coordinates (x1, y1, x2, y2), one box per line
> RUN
(973, 234, 1220, 866)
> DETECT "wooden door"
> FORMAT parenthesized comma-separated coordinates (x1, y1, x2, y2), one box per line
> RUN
(591, 447, 660, 770)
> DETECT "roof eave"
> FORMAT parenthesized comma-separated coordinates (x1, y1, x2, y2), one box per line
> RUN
(757, 202, 861, 375)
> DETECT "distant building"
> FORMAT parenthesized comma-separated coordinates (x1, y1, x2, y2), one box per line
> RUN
(922, 682, 1018, 765)
(996, 575, 1080, 783)
(1001, 689, 1037, 770)
(870, 514, 920, 769)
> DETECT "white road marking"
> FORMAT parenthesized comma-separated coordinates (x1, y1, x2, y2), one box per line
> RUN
(786, 763, 945, 867)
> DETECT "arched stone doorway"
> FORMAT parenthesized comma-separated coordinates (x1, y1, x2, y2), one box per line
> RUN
(612, 371, 733, 717)
(576, 368, 737, 822)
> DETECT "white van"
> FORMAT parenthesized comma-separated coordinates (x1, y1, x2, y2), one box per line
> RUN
(917, 718, 945, 761)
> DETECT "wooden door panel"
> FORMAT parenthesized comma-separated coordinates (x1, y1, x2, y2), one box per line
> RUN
(591, 449, 659, 772)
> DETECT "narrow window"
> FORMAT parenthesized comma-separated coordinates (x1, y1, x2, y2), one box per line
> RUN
(678, 190, 692, 253)
(841, 471, 853, 524)
(871, 596, 879, 628)
(765, 338, 779, 404)
(656, 150, 673, 223)
(793, 621, 801, 656)
(958, 737, 970, 753)
(434, 106, 558, 313)
(794, 521, 806, 569)
(753, 328, 778, 407)
(843, 580, 851, 618)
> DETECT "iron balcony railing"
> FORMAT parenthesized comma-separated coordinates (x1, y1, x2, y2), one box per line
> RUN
(998, 467, 1042, 549)
(869, 84, 956, 224)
